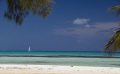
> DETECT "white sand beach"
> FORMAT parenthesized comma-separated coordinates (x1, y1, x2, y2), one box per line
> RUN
(0, 64, 120, 74)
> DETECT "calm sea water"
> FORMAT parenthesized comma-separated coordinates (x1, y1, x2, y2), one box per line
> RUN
(0, 51, 120, 67)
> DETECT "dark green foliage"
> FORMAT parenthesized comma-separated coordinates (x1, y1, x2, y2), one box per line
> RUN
(109, 5, 120, 16)
(104, 30, 120, 55)
(104, 5, 120, 55)
(4, 0, 55, 25)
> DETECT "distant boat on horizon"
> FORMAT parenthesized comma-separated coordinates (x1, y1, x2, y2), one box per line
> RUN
(28, 47, 30, 52)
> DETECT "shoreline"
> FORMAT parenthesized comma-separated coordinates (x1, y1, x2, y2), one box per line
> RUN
(1, 56, 120, 58)
(0, 64, 120, 74)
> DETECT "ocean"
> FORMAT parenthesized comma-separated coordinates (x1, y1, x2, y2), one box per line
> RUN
(0, 51, 120, 67)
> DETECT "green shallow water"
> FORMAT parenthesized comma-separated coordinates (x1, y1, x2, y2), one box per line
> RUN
(0, 51, 120, 67)
(0, 57, 120, 67)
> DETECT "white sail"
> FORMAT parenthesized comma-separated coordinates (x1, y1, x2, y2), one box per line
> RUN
(28, 47, 30, 51)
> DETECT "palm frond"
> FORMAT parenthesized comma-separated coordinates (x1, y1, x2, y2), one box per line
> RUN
(109, 5, 120, 16)
(104, 30, 120, 55)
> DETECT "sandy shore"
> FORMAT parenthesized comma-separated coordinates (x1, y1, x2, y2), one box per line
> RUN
(0, 64, 120, 74)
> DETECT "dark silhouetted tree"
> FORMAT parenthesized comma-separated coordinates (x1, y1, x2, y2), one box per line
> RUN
(4, 0, 55, 25)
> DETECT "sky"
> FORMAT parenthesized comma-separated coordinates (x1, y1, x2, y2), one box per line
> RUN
(0, 0, 120, 51)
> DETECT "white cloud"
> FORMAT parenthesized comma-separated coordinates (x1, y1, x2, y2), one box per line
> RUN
(77, 40, 88, 44)
(85, 24, 90, 27)
(54, 22, 118, 38)
(77, 40, 82, 43)
(73, 18, 90, 25)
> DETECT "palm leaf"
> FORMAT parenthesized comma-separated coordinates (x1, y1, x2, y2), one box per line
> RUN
(104, 30, 120, 55)
(109, 5, 120, 16)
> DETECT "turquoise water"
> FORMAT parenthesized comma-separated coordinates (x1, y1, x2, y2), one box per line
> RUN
(0, 51, 120, 67)
(0, 51, 120, 57)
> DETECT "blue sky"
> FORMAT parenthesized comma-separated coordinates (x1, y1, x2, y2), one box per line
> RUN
(0, 0, 120, 51)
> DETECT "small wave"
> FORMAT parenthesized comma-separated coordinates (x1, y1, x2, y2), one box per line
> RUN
(0, 55, 120, 58)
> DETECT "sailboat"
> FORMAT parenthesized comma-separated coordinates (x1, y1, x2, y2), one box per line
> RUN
(28, 47, 30, 52)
